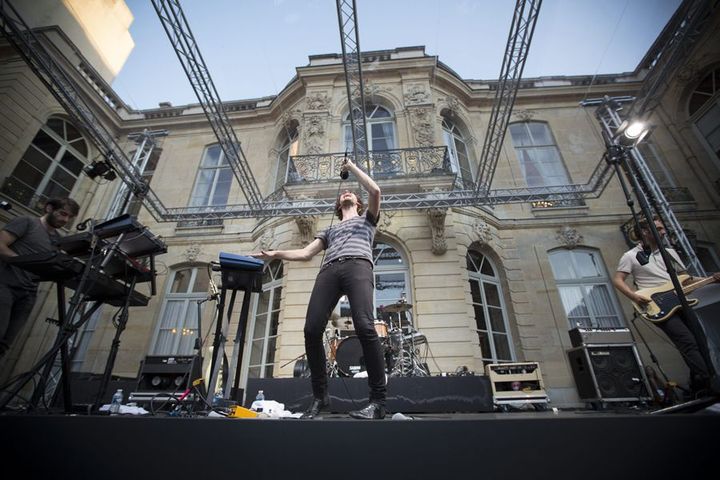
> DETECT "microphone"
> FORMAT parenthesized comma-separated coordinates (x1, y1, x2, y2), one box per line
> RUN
(340, 151, 349, 180)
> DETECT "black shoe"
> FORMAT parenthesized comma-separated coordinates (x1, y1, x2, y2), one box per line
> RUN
(349, 402, 386, 420)
(301, 395, 330, 419)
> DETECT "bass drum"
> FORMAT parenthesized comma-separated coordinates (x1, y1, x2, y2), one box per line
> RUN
(335, 336, 366, 377)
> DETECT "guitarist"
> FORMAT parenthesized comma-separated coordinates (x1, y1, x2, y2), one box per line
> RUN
(612, 215, 719, 397)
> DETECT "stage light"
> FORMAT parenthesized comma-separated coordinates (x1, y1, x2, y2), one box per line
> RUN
(615, 119, 651, 147)
(82, 160, 117, 181)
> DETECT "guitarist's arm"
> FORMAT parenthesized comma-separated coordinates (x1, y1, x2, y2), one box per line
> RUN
(612, 271, 651, 305)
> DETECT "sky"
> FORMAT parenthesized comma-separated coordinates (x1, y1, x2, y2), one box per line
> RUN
(112, 0, 683, 111)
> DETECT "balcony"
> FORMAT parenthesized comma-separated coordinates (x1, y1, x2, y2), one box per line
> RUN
(285, 146, 455, 197)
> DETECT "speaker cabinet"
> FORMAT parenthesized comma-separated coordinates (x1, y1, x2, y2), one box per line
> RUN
(130, 355, 204, 405)
(567, 345, 651, 402)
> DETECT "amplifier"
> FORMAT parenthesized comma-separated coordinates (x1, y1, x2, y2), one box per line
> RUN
(569, 327, 633, 348)
(485, 362, 548, 407)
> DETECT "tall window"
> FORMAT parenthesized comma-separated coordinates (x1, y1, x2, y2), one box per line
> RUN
(509, 122, 571, 187)
(150, 266, 209, 355)
(372, 241, 410, 319)
(442, 116, 473, 185)
(1, 117, 88, 210)
(243, 260, 284, 380)
(688, 68, 720, 166)
(275, 125, 299, 190)
(188, 145, 233, 207)
(467, 250, 514, 365)
(635, 141, 675, 188)
(548, 249, 624, 329)
(126, 148, 161, 216)
(343, 104, 396, 152)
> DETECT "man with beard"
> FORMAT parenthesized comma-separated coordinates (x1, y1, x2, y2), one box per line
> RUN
(252, 159, 386, 419)
(0, 197, 79, 359)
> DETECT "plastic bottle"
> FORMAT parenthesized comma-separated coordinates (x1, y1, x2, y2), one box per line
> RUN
(253, 390, 265, 412)
(255, 390, 265, 402)
(212, 389, 224, 407)
(109, 389, 123, 415)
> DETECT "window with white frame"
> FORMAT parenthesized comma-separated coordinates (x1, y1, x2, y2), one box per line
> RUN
(150, 266, 210, 355)
(275, 125, 299, 190)
(70, 307, 102, 371)
(343, 104, 396, 152)
(372, 241, 410, 319)
(1, 117, 88, 211)
(442, 116, 473, 184)
(688, 68, 720, 167)
(243, 260, 284, 381)
(635, 141, 676, 188)
(188, 145, 233, 207)
(467, 250, 514, 365)
(548, 248, 625, 329)
(509, 121, 571, 187)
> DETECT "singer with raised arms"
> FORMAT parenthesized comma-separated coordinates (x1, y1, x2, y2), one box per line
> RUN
(250, 158, 387, 419)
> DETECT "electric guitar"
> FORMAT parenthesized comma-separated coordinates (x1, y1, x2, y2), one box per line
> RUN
(632, 274, 719, 323)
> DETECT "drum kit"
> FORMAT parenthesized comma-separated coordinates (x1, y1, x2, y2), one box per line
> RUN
(324, 300, 430, 377)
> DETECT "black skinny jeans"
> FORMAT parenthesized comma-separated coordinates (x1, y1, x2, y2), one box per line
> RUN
(658, 311, 711, 384)
(304, 258, 386, 403)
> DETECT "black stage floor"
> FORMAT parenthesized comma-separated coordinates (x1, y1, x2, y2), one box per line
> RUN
(1, 407, 715, 480)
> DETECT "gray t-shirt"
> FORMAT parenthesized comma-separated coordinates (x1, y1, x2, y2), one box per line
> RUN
(616, 245, 686, 290)
(1, 216, 60, 291)
(316, 210, 379, 267)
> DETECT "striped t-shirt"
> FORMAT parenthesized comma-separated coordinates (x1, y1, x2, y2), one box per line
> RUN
(316, 210, 379, 267)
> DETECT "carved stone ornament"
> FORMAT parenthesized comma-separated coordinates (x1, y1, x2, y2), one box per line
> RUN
(473, 218, 492, 245)
(444, 95, 460, 115)
(404, 84, 430, 105)
(377, 210, 396, 232)
(302, 115, 325, 154)
(407, 107, 434, 147)
(556, 226, 583, 249)
(306, 92, 330, 111)
(183, 243, 202, 263)
(675, 61, 698, 83)
(513, 110, 536, 122)
(258, 228, 275, 252)
(427, 208, 448, 255)
(280, 108, 302, 129)
(295, 215, 317, 245)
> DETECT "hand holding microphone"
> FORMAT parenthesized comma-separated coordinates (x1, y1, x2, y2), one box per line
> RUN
(340, 151, 350, 180)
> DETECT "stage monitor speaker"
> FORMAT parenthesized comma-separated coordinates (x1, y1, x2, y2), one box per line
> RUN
(135, 355, 204, 395)
(567, 344, 650, 402)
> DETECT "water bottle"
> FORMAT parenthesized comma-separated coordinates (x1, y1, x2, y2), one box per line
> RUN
(253, 390, 265, 412)
(212, 389, 224, 407)
(255, 390, 265, 402)
(109, 389, 123, 415)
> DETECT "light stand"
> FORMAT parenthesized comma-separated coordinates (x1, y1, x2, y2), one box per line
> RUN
(607, 135, 719, 409)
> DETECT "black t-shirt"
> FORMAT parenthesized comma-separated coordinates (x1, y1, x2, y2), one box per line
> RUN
(0, 216, 60, 291)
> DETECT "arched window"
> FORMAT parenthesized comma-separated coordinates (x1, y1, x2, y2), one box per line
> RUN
(150, 266, 210, 355)
(548, 248, 624, 329)
(442, 116, 473, 185)
(343, 104, 396, 152)
(467, 250, 514, 365)
(509, 121, 571, 187)
(243, 260, 284, 381)
(188, 144, 233, 207)
(1, 117, 88, 210)
(688, 67, 720, 166)
(275, 125, 299, 190)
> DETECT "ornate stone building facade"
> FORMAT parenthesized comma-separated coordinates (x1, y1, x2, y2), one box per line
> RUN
(1, 4, 719, 407)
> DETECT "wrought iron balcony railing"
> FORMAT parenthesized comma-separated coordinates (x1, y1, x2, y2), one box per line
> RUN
(287, 146, 451, 184)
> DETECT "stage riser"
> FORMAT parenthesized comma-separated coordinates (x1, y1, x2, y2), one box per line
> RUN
(0, 415, 714, 480)
(246, 376, 493, 413)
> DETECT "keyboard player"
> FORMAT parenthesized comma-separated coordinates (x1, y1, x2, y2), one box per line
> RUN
(0, 197, 79, 360)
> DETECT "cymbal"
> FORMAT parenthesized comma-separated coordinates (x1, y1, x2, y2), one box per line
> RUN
(381, 302, 413, 313)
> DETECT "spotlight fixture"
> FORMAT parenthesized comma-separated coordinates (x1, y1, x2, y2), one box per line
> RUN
(614, 119, 651, 147)
(82, 160, 117, 181)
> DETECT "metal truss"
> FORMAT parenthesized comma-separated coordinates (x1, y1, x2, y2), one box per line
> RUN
(627, 0, 718, 119)
(474, 0, 542, 195)
(106, 129, 168, 218)
(335, 0, 370, 169)
(150, 0, 263, 209)
(590, 96, 704, 275)
(0, 0, 168, 220)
